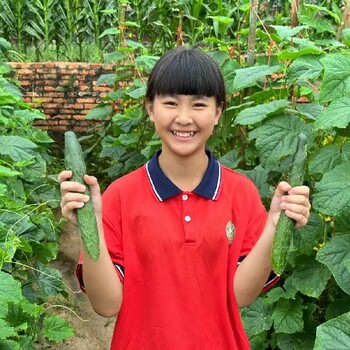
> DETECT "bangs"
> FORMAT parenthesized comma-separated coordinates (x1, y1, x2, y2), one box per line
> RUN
(146, 47, 226, 106)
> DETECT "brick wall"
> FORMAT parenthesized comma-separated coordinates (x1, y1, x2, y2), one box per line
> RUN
(9, 62, 116, 140)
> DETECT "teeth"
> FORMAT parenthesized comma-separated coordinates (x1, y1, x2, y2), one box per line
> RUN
(173, 131, 195, 137)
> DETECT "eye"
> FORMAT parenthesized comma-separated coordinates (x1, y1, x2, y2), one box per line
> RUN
(193, 102, 207, 108)
(164, 100, 177, 106)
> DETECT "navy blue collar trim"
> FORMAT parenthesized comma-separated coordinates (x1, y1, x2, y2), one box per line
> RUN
(145, 150, 221, 201)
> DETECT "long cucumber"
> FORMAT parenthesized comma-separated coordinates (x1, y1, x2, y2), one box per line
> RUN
(271, 133, 308, 275)
(64, 131, 100, 261)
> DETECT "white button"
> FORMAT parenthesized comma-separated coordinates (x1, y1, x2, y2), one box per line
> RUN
(182, 194, 188, 201)
(184, 215, 191, 222)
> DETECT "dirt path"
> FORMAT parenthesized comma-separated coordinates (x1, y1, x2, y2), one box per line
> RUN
(49, 221, 115, 349)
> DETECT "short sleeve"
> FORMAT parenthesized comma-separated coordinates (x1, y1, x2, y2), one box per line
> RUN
(101, 181, 125, 282)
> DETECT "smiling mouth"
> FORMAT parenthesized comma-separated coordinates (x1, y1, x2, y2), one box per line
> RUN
(172, 131, 196, 137)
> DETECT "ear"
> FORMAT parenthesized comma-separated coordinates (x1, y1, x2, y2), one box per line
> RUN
(214, 103, 223, 126)
(146, 100, 154, 122)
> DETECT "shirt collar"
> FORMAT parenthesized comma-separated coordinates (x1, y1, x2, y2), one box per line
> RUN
(145, 150, 221, 201)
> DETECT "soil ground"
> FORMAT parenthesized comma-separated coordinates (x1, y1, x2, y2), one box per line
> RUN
(48, 221, 115, 349)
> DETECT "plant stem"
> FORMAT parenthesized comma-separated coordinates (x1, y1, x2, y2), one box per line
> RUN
(247, 0, 258, 66)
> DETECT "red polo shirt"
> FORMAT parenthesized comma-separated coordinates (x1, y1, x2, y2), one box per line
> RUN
(76, 150, 278, 349)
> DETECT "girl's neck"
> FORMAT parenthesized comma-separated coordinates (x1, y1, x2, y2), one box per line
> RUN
(158, 149, 209, 192)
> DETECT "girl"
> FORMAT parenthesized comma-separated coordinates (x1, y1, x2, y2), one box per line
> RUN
(58, 46, 310, 349)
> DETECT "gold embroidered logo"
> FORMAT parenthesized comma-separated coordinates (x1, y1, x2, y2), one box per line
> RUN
(226, 221, 235, 244)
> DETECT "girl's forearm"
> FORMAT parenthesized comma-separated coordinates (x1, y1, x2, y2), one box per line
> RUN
(233, 215, 275, 308)
(82, 220, 123, 317)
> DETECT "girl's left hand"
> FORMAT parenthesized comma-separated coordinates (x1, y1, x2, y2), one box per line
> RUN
(270, 181, 311, 229)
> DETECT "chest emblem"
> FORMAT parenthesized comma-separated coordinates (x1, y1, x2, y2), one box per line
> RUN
(226, 221, 236, 245)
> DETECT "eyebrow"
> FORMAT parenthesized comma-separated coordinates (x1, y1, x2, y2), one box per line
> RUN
(160, 94, 210, 100)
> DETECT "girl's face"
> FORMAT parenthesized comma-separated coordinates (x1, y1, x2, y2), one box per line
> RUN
(146, 94, 222, 158)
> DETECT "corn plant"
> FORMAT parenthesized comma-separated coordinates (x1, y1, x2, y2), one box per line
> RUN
(26, 0, 63, 60)
(0, 0, 29, 54)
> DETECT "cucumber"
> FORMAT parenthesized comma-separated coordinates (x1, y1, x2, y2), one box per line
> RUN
(64, 131, 100, 261)
(271, 133, 308, 275)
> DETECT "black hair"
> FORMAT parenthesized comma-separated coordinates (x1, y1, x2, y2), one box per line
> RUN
(146, 46, 226, 109)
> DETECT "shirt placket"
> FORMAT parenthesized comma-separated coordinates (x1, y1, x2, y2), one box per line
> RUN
(181, 192, 196, 245)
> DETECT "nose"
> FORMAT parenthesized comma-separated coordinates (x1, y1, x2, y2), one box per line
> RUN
(175, 106, 193, 125)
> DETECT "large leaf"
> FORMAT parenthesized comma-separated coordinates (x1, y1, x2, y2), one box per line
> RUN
(278, 47, 323, 61)
(290, 255, 331, 298)
(0, 271, 22, 316)
(250, 114, 309, 168)
(271, 296, 305, 334)
(313, 163, 350, 216)
(42, 315, 74, 343)
(271, 25, 309, 41)
(314, 96, 350, 130)
(0, 136, 37, 162)
(241, 297, 273, 337)
(86, 105, 112, 120)
(319, 53, 350, 103)
(0, 165, 22, 177)
(309, 144, 350, 176)
(231, 64, 282, 92)
(291, 213, 324, 255)
(288, 55, 323, 81)
(235, 100, 290, 125)
(316, 234, 350, 295)
(314, 311, 350, 350)
(0, 319, 16, 340)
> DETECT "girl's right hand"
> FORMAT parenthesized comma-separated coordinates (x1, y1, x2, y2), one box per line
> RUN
(58, 170, 102, 226)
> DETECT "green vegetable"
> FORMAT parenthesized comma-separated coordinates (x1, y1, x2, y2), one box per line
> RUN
(64, 131, 100, 261)
(272, 133, 308, 275)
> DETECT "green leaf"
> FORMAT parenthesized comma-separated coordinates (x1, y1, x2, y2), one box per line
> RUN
(238, 165, 270, 199)
(299, 14, 336, 34)
(319, 53, 350, 103)
(291, 213, 324, 255)
(271, 296, 305, 334)
(218, 150, 240, 169)
(278, 47, 323, 61)
(313, 163, 350, 216)
(309, 144, 350, 176)
(31, 242, 58, 264)
(235, 100, 290, 125)
(288, 55, 323, 81)
(0, 340, 20, 350)
(271, 25, 309, 40)
(314, 96, 350, 130)
(0, 319, 16, 340)
(28, 263, 65, 298)
(86, 105, 112, 120)
(316, 234, 350, 295)
(250, 114, 309, 168)
(290, 255, 331, 298)
(125, 86, 146, 100)
(0, 271, 22, 306)
(0, 165, 22, 177)
(232, 65, 282, 92)
(95, 73, 117, 87)
(42, 315, 74, 342)
(296, 102, 323, 120)
(221, 59, 242, 95)
(241, 297, 272, 337)
(99, 27, 120, 38)
(0, 136, 37, 162)
(135, 55, 159, 73)
(314, 311, 350, 350)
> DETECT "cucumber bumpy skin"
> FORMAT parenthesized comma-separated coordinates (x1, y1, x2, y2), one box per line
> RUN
(64, 131, 100, 261)
(271, 133, 308, 275)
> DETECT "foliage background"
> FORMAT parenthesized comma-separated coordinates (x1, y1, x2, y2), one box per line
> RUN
(1, 0, 350, 349)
